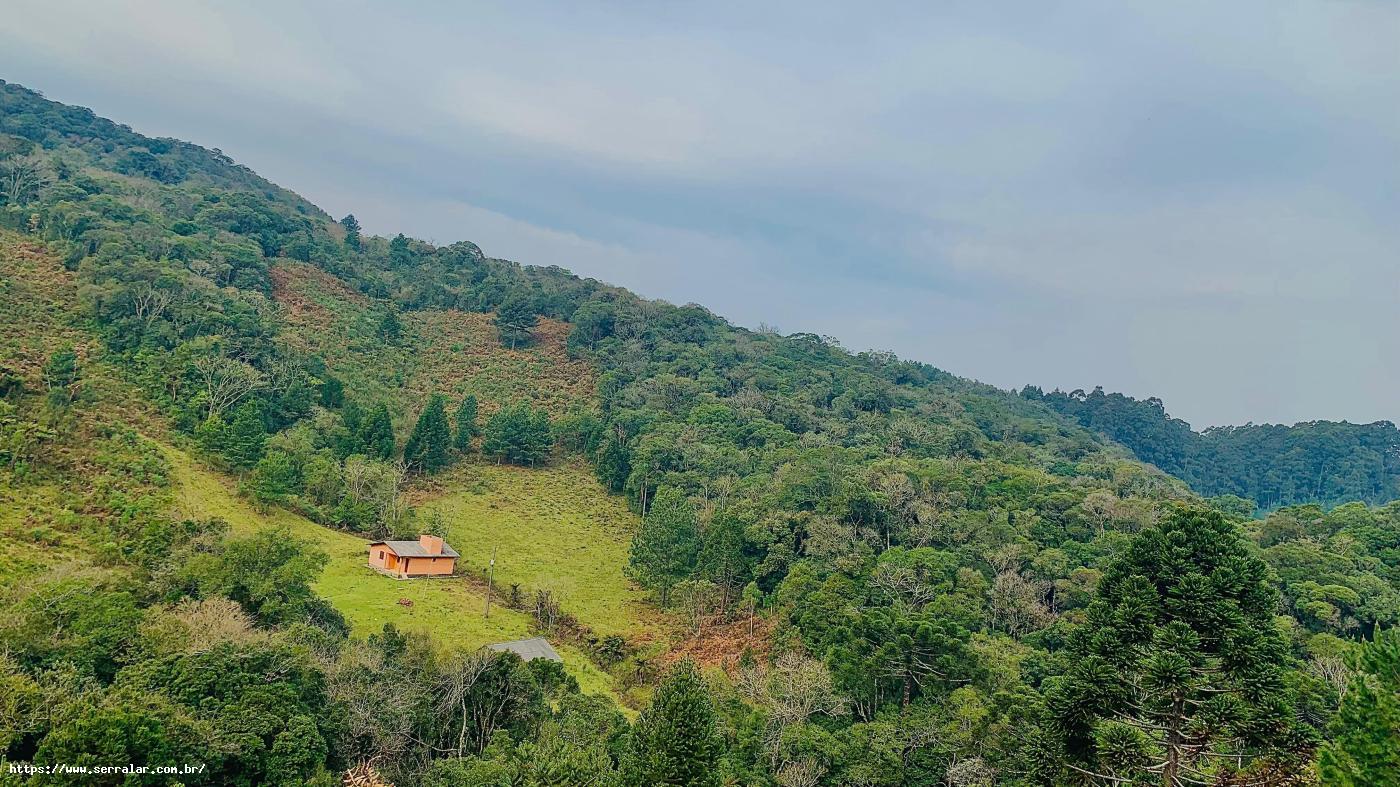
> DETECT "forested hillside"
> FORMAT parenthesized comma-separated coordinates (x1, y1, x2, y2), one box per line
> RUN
(3, 79, 1399, 785)
(1024, 386, 1400, 510)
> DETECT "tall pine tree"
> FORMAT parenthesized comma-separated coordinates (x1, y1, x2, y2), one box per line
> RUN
(339, 213, 361, 249)
(1045, 507, 1309, 786)
(594, 431, 631, 493)
(403, 394, 451, 473)
(493, 295, 538, 350)
(377, 308, 402, 344)
(624, 660, 721, 787)
(628, 487, 699, 606)
(697, 509, 750, 611)
(41, 343, 79, 409)
(359, 402, 395, 460)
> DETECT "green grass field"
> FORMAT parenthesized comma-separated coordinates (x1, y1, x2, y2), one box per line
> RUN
(0, 482, 77, 584)
(415, 461, 661, 643)
(156, 440, 622, 701)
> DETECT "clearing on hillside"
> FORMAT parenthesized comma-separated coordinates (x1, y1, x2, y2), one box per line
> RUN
(271, 261, 596, 428)
(156, 440, 621, 700)
(413, 461, 663, 642)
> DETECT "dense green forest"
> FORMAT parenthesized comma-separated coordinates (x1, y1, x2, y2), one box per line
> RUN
(1024, 386, 1400, 511)
(2, 80, 1398, 785)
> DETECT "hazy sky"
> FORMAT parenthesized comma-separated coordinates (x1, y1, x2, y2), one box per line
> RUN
(4, 1, 1396, 427)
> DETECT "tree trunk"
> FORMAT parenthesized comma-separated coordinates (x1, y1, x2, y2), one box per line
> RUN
(1164, 693, 1185, 787)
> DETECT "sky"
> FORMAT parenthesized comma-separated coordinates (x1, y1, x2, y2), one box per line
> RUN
(3, 1, 1396, 428)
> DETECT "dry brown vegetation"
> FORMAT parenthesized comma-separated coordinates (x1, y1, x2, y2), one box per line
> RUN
(270, 261, 595, 429)
(661, 613, 776, 674)
(403, 309, 595, 419)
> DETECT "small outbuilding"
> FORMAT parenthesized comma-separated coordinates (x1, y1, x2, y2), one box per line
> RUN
(368, 534, 459, 579)
(487, 637, 563, 663)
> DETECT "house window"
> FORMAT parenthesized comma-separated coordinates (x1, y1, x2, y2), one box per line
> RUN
(377, 550, 385, 559)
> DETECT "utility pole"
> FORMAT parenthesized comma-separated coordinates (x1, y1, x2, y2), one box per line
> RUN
(484, 545, 497, 619)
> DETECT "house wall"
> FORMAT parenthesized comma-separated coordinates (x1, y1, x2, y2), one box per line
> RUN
(368, 546, 397, 571)
(402, 556, 456, 576)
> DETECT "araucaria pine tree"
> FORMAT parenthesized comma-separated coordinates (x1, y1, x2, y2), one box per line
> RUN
(403, 393, 451, 473)
(628, 486, 699, 606)
(624, 660, 721, 787)
(339, 213, 361, 249)
(697, 509, 749, 610)
(1046, 507, 1310, 786)
(493, 294, 538, 349)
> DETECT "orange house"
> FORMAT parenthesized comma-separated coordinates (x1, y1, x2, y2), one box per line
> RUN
(368, 534, 459, 578)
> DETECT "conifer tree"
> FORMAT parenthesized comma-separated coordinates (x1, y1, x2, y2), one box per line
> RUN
(319, 374, 344, 409)
(454, 394, 478, 452)
(624, 660, 721, 787)
(481, 400, 551, 466)
(388, 233, 413, 267)
(248, 450, 299, 508)
(339, 213, 361, 249)
(41, 343, 79, 409)
(195, 413, 227, 455)
(403, 394, 451, 473)
(594, 431, 631, 493)
(493, 295, 538, 350)
(697, 510, 749, 611)
(377, 309, 402, 344)
(1319, 628, 1400, 785)
(359, 403, 395, 460)
(225, 402, 267, 470)
(628, 486, 699, 606)
(341, 399, 363, 433)
(1046, 507, 1308, 786)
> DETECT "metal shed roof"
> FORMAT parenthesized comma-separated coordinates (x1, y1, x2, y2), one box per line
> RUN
(486, 637, 562, 662)
(369, 540, 460, 558)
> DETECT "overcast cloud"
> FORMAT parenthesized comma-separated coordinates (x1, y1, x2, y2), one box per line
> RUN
(3, 0, 1396, 427)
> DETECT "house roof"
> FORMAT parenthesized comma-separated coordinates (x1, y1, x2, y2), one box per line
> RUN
(369, 540, 460, 558)
(487, 637, 562, 663)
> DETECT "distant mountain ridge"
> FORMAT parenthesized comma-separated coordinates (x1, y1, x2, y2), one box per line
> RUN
(1023, 385, 1400, 510)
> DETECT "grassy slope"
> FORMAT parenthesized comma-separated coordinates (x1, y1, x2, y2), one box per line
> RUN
(0, 235, 632, 702)
(0, 482, 71, 581)
(155, 440, 621, 701)
(271, 261, 596, 428)
(0, 232, 169, 583)
(413, 462, 662, 643)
